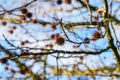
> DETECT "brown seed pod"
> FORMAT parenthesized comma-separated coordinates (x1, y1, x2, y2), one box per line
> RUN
(79, 56, 84, 60)
(24, 50, 29, 54)
(40, 48, 44, 52)
(21, 8, 28, 14)
(20, 41, 25, 45)
(20, 69, 26, 74)
(84, 37, 90, 43)
(1, 21, 7, 26)
(92, 31, 100, 40)
(49, 44, 53, 48)
(10, 68, 15, 73)
(51, 34, 55, 39)
(51, 24, 56, 30)
(65, 0, 71, 4)
(8, 30, 14, 34)
(1, 58, 7, 64)
(26, 12, 32, 18)
(12, 26, 16, 30)
(24, 40, 29, 43)
(57, 0, 62, 5)
(92, 37, 97, 41)
(55, 37, 65, 46)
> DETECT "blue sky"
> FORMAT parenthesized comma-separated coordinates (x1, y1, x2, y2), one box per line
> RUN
(0, 0, 120, 80)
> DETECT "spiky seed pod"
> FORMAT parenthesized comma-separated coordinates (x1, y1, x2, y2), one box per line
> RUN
(12, 26, 16, 30)
(10, 68, 15, 73)
(57, 0, 62, 5)
(8, 30, 14, 34)
(20, 41, 25, 45)
(20, 69, 26, 74)
(21, 8, 28, 14)
(1, 21, 7, 26)
(84, 37, 90, 43)
(49, 44, 53, 48)
(65, 0, 71, 4)
(55, 37, 65, 46)
(51, 24, 56, 30)
(50, 33, 59, 39)
(51, 34, 55, 39)
(79, 56, 84, 60)
(92, 31, 100, 40)
(1, 58, 7, 64)
(24, 40, 29, 43)
(26, 12, 32, 18)
(40, 48, 44, 52)
(91, 37, 96, 41)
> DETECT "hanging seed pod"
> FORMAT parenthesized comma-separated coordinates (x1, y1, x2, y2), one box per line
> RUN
(65, 0, 71, 4)
(1, 58, 7, 64)
(57, 0, 62, 5)
(26, 12, 32, 18)
(51, 24, 56, 30)
(1, 21, 7, 26)
(8, 29, 14, 34)
(20, 69, 26, 74)
(84, 37, 90, 43)
(55, 37, 65, 46)
(21, 8, 28, 14)
(10, 68, 15, 73)
(11, 26, 17, 30)
(92, 31, 100, 41)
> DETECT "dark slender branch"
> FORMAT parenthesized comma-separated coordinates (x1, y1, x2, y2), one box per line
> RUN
(77, 0, 120, 24)
(16, 46, 110, 56)
(3, 34, 16, 47)
(0, 44, 41, 79)
(0, 0, 37, 13)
